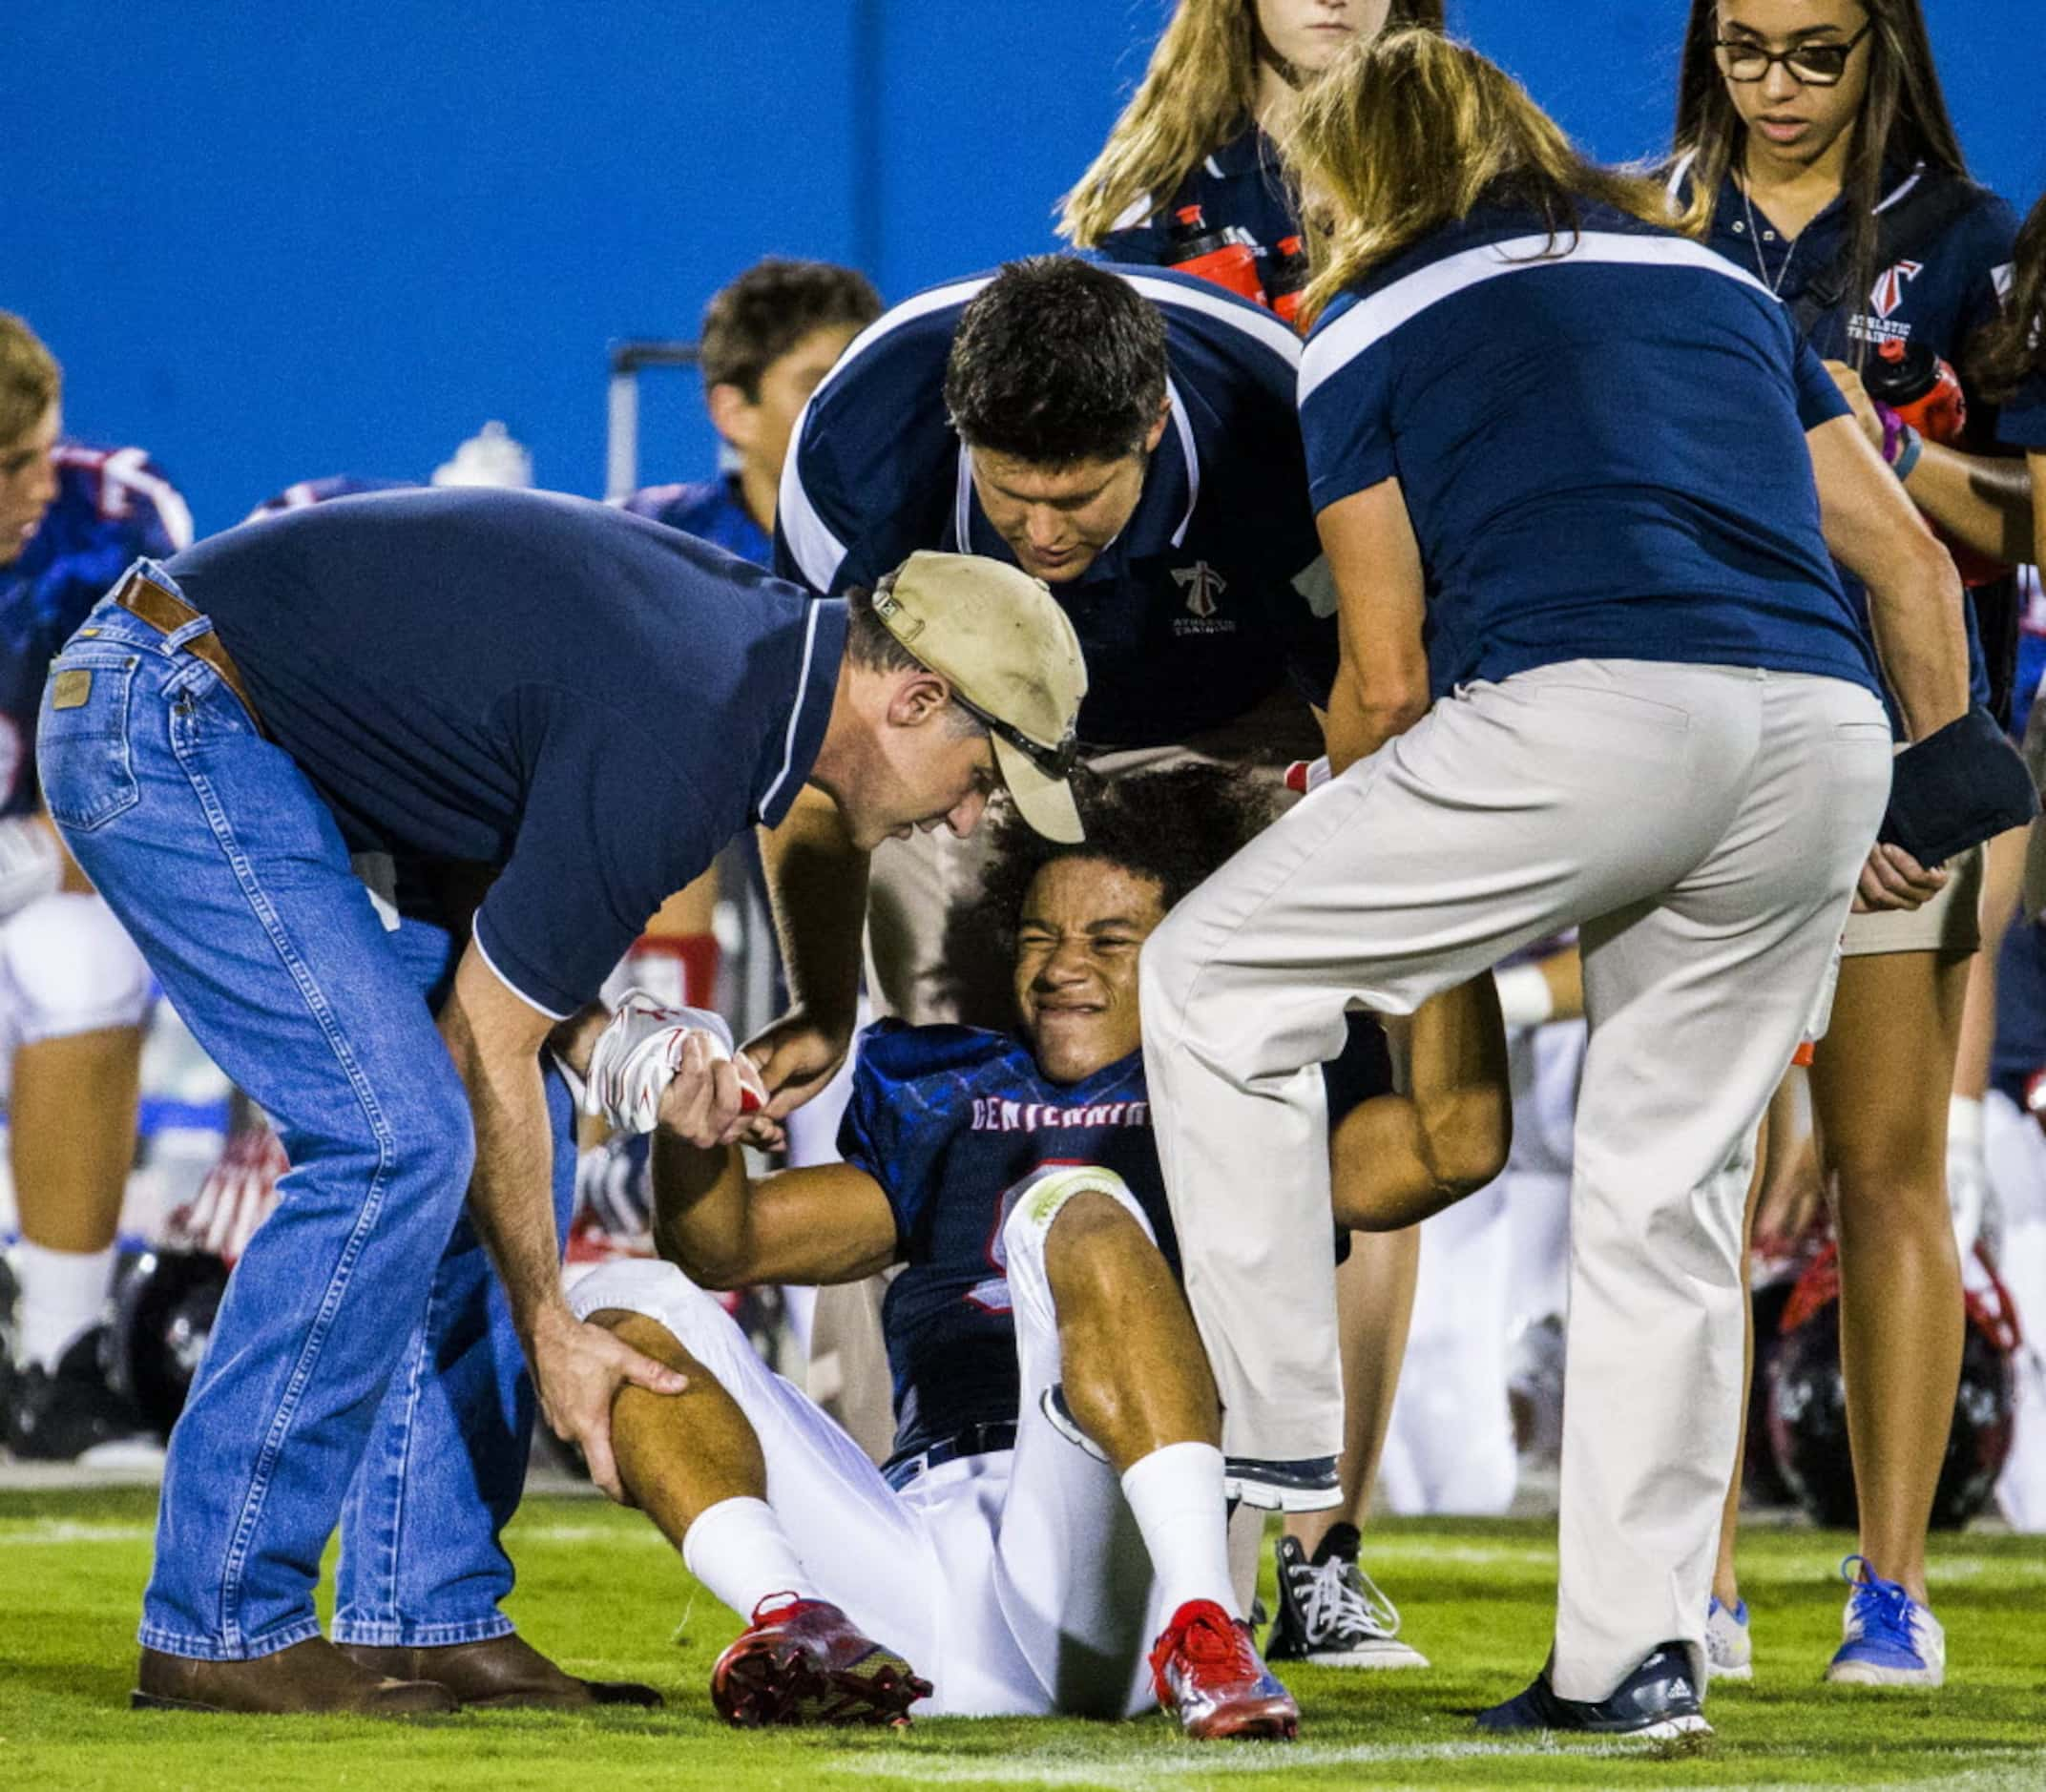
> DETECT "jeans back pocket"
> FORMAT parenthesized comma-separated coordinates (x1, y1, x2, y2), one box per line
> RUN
(39, 654, 142, 832)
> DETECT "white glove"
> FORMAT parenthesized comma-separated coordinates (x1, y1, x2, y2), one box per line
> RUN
(584, 989, 764, 1135)
(0, 815, 63, 920)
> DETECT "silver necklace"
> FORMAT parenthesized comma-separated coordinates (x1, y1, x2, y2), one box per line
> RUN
(1740, 175, 1800, 298)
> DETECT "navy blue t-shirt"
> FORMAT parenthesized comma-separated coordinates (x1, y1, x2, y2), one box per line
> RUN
(776, 262, 1334, 748)
(2, 446, 189, 820)
(1094, 127, 1300, 286)
(1687, 159, 2019, 719)
(246, 474, 414, 521)
(161, 488, 845, 1017)
(1297, 200, 1879, 703)
(622, 476, 772, 569)
(837, 1020, 1180, 1464)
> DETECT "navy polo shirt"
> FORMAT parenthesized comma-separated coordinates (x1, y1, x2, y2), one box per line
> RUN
(622, 475, 772, 569)
(164, 487, 845, 1017)
(1095, 126, 1300, 281)
(1298, 200, 1878, 702)
(2, 447, 190, 821)
(1687, 158, 2019, 717)
(775, 262, 1334, 748)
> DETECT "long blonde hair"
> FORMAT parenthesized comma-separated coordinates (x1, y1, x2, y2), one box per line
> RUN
(1284, 30, 1681, 328)
(1059, 0, 1444, 248)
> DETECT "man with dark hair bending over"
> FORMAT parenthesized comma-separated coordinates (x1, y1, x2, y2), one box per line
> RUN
(556, 765, 1508, 1737)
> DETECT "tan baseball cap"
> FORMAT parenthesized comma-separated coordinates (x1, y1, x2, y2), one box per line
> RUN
(872, 551, 1089, 842)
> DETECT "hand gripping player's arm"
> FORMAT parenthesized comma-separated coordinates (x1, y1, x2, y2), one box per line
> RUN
(562, 995, 896, 1287)
(440, 948, 686, 1502)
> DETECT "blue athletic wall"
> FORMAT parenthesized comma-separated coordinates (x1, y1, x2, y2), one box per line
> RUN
(7, 2, 2038, 534)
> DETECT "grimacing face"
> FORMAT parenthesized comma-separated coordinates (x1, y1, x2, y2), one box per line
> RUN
(1014, 857, 1169, 1085)
(0, 402, 62, 569)
(1716, 0, 1873, 173)
(1254, 0, 1390, 74)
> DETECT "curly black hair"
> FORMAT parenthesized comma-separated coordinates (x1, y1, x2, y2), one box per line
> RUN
(938, 761, 1283, 1025)
(943, 256, 1169, 465)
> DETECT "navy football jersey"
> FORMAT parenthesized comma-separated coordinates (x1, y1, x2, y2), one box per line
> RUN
(622, 476, 771, 569)
(1298, 199, 1878, 703)
(777, 263, 1335, 748)
(1684, 158, 2020, 720)
(1093, 127, 1300, 284)
(2, 445, 190, 819)
(838, 1019, 1179, 1464)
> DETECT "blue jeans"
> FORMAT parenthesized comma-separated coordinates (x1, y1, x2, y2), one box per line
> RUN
(40, 571, 574, 1660)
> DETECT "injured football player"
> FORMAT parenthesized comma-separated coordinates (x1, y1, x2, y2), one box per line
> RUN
(553, 765, 1509, 1735)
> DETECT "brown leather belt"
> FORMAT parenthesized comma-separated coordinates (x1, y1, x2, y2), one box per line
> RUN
(113, 572, 266, 734)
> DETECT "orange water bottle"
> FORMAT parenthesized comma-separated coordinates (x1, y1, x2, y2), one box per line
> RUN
(1164, 205, 1268, 307)
(1268, 235, 1311, 330)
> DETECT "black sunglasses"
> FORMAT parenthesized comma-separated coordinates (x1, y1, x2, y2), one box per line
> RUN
(1714, 20, 1872, 87)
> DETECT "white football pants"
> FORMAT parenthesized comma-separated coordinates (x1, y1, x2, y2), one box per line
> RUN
(570, 1165, 1169, 1718)
(1139, 658, 1891, 1700)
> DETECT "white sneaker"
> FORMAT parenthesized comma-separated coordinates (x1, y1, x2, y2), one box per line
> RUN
(1825, 1557, 1946, 1688)
(1705, 1595, 1753, 1682)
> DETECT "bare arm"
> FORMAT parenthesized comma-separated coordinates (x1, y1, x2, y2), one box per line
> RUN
(1824, 358, 2034, 566)
(1328, 977, 1512, 1233)
(1901, 441, 2036, 565)
(1807, 413, 1971, 742)
(1316, 478, 1431, 774)
(442, 946, 685, 1499)
(745, 784, 868, 1116)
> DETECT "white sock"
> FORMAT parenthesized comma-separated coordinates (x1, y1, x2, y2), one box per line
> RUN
(681, 1495, 820, 1620)
(1120, 1441, 1238, 1621)
(14, 1240, 115, 1370)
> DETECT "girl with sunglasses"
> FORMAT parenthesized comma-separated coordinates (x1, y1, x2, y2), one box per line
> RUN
(1671, 0, 2021, 1691)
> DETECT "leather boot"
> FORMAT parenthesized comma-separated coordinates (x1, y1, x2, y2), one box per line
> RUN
(340, 1631, 662, 1710)
(134, 1637, 458, 1715)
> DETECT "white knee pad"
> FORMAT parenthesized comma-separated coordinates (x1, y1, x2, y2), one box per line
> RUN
(997, 1164, 1156, 1324)
(0, 892, 155, 1045)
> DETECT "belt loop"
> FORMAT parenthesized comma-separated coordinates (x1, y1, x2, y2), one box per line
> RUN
(163, 615, 218, 653)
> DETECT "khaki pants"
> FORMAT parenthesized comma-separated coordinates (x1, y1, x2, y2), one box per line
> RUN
(1138, 659, 1891, 1700)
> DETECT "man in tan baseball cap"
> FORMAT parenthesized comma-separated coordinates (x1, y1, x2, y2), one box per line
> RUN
(868, 551, 1088, 843)
(800, 550, 1089, 852)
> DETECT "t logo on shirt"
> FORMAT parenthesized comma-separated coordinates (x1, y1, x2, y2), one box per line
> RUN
(1869, 260, 1924, 322)
(1173, 561, 1227, 621)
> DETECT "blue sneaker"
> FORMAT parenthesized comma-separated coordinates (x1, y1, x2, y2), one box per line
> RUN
(1826, 1556, 1945, 1687)
(1704, 1595, 1752, 1682)
(1476, 1642, 1710, 1740)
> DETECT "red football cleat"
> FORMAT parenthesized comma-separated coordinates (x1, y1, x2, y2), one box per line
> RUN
(709, 1594, 932, 1729)
(1148, 1599, 1300, 1740)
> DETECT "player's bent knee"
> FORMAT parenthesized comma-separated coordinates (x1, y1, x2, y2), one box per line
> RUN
(588, 1306, 695, 1377)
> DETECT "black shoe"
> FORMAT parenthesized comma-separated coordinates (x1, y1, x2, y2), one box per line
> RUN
(1476, 1642, 1710, 1739)
(1267, 1526, 1429, 1669)
(6, 1327, 165, 1466)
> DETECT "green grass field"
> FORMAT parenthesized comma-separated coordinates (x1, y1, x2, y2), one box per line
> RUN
(5, 1487, 2041, 1791)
